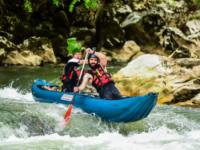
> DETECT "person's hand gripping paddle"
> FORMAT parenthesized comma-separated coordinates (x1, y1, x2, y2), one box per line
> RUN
(64, 52, 89, 124)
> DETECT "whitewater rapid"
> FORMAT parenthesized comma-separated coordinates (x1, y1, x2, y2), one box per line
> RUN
(1, 127, 200, 150)
(0, 86, 200, 150)
(0, 85, 33, 102)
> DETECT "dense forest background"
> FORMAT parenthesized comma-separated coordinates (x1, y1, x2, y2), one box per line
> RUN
(1, 0, 200, 64)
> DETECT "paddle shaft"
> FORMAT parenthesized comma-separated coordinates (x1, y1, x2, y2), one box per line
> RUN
(71, 52, 89, 103)
(64, 52, 88, 123)
(77, 52, 89, 86)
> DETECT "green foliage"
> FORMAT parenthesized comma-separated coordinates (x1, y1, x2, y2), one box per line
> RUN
(66, 37, 83, 55)
(167, 0, 177, 7)
(68, 0, 97, 12)
(24, 0, 97, 13)
(69, 0, 80, 12)
(52, 0, 62, 7)
(83, 0, 97, 10)
(24, 0, 33, 13)
(23, 0, 97, 13)
(194, 0, 200, 8)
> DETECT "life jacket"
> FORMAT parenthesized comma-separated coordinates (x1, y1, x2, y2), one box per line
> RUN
(61, 68, 81, 82)
(61, 59, 82, 85)
(88, 65, 113, 91)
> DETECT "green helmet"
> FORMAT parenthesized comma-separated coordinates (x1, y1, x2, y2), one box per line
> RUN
(66, 37, 82, 55)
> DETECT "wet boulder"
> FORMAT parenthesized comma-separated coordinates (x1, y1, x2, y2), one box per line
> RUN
(95, 1, 128, 49)
(38, 44, 57, 64)
(103, 40, 141, 62)
(185, 19, 200, 39)
(175, 58, 200, 68)
(0, 36, 19, 51)
(191, 93, 200, 106)
(70, 27, 95, 46)
(116, 54, 165, 78)
(160, 27, 196, 58)
(2, 50, 42, 66)
(113, 54, 200, 107)
(113, 54, 166, 96)
(122, 13, 165, 52)
(51, 34, 67, 61)
(0, 48, 5, 64)
(1, 36, 57, 66)
(170, 46, 191, 58)
(170, 87, 200, 104)
(20, 36, 57, 64)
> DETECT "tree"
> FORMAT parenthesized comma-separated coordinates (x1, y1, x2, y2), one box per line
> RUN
(23, 0, 97, 13)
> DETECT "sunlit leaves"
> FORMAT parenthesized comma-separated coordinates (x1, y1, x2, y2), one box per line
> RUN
(24, 0, 32, 13)
(194, 0, 200, 8)
(69, 0, 80, 12)
(83, 0, 97, 10)
(23, 0, 97, 13)
(66, 37, 83, 54)
(52, 0, 62, 7)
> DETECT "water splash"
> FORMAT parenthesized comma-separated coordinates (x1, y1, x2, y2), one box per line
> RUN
(0, 85, 33, 102)
(0, 85, 200, 150)
(0, 129, 200, 150)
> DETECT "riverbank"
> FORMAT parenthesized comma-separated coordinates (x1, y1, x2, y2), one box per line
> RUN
(1, 55, 200, 108)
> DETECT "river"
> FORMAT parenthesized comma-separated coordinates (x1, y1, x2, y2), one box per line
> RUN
(0, 66, 200, 150)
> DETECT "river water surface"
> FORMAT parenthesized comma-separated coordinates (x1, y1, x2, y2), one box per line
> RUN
(0, 66, 200, 150)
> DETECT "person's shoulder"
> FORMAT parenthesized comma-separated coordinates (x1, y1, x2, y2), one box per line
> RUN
(68, 58, 80, 63)
(95, 52, 106, 57)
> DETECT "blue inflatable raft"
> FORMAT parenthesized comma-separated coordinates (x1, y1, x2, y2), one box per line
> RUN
(32, 79, 158, 123)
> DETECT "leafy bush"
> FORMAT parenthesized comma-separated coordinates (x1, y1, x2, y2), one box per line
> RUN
(66, 37, 83, 55)
(23, 0, 97, 13)
(194, 0, 200, 8)
(52, 0, 62, 7)
(83, 0, 97, 10)
(68, 0, 97, 12)
(24, 0, 32, 13)
(69, 0, 80, 12)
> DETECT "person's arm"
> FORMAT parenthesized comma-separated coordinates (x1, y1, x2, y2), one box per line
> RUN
(85, 48, 108, 70)
(74, 73, 93, 92)
(95, 52, 107, 71)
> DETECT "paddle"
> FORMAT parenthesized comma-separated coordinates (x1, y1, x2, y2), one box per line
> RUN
(64, 52, 89, 124)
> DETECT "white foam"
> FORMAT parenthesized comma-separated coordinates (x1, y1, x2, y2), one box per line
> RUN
(0, 86, 33, 102)
(0, 127, 200, 150)
(186, 130, 200, 140)
(0, 125, 28, 140)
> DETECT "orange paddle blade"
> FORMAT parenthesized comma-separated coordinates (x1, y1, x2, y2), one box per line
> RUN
(64, 104, 73, 124)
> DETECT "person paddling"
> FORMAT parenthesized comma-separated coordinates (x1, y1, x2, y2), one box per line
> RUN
(61, 38, 85, 92)
(85, 47, 108, 70)
(74, 53, 122, 100)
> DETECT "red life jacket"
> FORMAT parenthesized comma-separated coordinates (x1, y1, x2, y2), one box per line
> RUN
(61, 67, 81, 82)
(88, 65, 113, 91)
